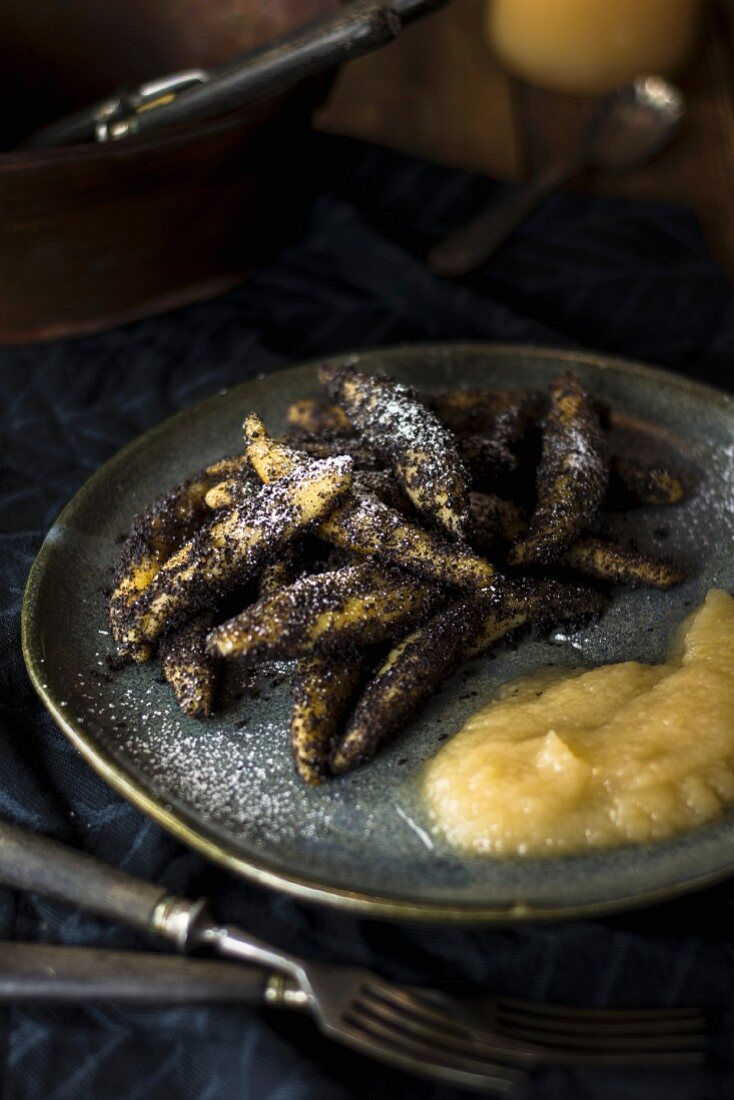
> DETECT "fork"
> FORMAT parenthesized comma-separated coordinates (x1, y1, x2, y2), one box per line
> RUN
(0, 820, 707, 1078)
(0, 820, 530, 1094)
(0, 947, 532, 1096)
(0, 941, 707, 1072)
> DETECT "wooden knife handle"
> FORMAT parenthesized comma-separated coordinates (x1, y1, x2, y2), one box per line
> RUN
(0, 820, 209, 948)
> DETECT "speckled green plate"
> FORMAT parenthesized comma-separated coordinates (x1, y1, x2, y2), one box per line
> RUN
(22, 344, 734, 921)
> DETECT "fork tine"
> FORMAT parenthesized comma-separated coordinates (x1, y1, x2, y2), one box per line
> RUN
(412, 984, 704, 1027)
(344, 1030, 524, 1094)
(496, 1003, 705, 1037)
(384, 985, 486, 1030)
(359, 985, 537, 1067)
(383, 986, 707, 1068)
(364, 984, 538, 1054)
(407, 986, 705, 1042)
(363, 984, 488, 1036)
(496, 1020, 705, 1052)
(497, 995, 703, 1022)
(360, 987, 704, 1065)
(343, 1004, 528, 1093)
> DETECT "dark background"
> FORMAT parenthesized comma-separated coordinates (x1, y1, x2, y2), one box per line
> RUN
(1, 136, 733, 1099)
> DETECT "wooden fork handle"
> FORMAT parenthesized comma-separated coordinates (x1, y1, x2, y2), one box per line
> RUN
(0, 943, 268, 1005)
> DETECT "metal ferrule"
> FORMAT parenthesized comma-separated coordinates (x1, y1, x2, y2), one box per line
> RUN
(264, 972, 309, 1010)
(93, 69, 208, 142)
(150, 895, 212, 950)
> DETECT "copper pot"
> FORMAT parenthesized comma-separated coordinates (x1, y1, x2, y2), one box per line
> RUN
(0, 0, 339, 343)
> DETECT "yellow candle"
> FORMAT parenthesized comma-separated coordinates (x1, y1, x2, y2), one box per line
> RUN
(487, 0, 702, 96)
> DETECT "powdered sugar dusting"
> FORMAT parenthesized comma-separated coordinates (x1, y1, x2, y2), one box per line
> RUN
(320, 364, 469, 536)
(69, 656, 412, 862)
(28, 347, 734, 907)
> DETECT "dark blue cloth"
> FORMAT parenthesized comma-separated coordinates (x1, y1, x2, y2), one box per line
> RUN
(2, 135, 733, 1100)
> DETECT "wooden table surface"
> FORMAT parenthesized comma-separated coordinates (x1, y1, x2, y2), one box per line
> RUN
(316, 0, 734, 277)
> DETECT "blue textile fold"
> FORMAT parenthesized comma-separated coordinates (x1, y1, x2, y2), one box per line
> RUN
(1, 135, 733, 1100)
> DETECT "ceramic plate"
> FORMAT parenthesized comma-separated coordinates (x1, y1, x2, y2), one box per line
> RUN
(22, 344, 734, 921)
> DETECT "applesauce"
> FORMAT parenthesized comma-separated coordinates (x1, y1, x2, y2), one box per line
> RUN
(423, 589, 734, 856)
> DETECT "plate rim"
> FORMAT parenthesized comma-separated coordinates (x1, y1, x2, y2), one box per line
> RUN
(21, 341, 734, 922)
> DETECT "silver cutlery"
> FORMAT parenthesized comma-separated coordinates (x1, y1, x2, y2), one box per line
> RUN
(0, 819, 529, 1094)
(0, 941, 707, 1069)
(0, 819, 708, 1087)
(428, 76, 684, 277)
(419, 988, 707, 1067)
